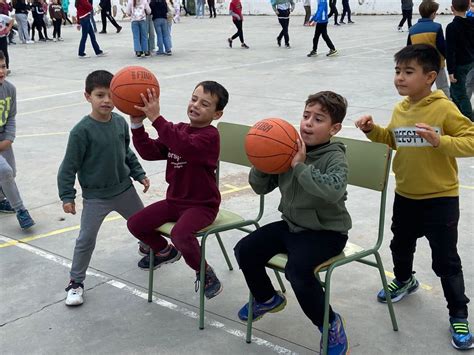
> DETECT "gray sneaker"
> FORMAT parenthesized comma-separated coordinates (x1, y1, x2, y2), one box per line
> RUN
(195, 265, 223, 299)
(377, 275, 419, 303)
(326, 49, 338, 57)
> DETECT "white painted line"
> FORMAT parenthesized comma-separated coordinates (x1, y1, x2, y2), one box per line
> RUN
(0, 235, 298, 355)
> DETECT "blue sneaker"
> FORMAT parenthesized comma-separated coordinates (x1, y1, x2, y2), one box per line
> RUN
(238, 291, 287, 322)
(0, 199, 15, 213)
(377, 275, 419, 303)
(16, 209, 35, 229)
(319, 313, 349, 355)
(450, 318, 474, 350)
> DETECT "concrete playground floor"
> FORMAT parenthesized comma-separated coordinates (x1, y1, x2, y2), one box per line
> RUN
(1, 14, 473, 355)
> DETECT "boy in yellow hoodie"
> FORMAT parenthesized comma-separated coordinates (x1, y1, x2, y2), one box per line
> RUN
(355, 44, 474, 351)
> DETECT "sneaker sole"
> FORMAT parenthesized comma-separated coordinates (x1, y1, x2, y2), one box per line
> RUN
(451, 339, 474, 350)
(20, 221, 35, 230)
(139, 251, 182, 271)
(377, 283, 419, 303)
(241, 297, 288, 323)
(65, 299, 84, 306)
(0, 210, 15, 214)
(205, 283, 223, 300)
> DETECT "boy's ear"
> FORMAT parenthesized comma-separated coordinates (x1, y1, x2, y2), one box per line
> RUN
(84, 92, 92, 102)
(213, 110, 224, 121)
(426, 70, 438, 86)
(330, 122, 342, 136)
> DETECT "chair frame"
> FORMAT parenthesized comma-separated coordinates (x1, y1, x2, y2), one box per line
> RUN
(245, 136, 398, 355)
(147, 122, 265, 330)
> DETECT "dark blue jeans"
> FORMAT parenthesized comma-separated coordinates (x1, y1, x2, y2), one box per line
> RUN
(450, 63, 473, 121)
(234, 220, 347, 327)
(390, 193, 470, 318)
(78, 14, 102, 56)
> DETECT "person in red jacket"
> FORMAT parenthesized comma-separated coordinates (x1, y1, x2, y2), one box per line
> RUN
(127, 81, 229, 300)
(75, 0, 105, 57)
(227, 0, 248, 48)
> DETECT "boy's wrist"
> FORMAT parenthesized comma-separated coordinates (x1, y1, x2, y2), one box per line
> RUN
(130, 122, 144, 129)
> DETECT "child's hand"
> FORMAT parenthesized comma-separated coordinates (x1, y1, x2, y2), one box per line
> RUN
(355, 115, 375, 133)
(140, 177, 150, 193)
(76, 24, 81, 31)
(130, 115, 146, 124)
(415, 123, 440, 147)
(0, 139, 12, 152)
(291, 138, 306, 169)
(134, 88, 160, 123)
(63, 202, 76, 215)
(449, 74, 457, 83)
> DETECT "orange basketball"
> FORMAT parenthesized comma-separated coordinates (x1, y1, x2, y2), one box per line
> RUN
(245, 118, 299, 174)
(110, 66, 160, 116)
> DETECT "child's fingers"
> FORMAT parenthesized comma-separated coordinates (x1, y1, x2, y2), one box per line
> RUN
(133, 105, 146, 112)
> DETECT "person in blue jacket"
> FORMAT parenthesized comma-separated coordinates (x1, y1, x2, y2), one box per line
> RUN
(307, 0, 337, 57)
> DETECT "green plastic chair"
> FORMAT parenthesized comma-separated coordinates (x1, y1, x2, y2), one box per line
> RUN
(245, 136, 398, 355)
(147, 121, 265, 330)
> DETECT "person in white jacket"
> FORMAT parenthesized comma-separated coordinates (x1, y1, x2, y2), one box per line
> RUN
(126, 0, 151, 57)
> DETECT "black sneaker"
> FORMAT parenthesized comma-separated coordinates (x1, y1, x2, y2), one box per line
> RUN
(326, 49, 338, 57)
(195, 265, 223, 299)
(227, 38, 232, 48)
(138, 245, 182, 270)
(307, 50, 317, 57)
(144, 51, 151, 57)
(0, 199, 15, 213)
(241, 43, 249, 49)
(116, 26, 122, 33)
(277, 37, 281, 47)
(136, 51, 143, 58)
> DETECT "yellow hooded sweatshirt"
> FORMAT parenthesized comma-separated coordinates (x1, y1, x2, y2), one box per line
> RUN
(366, 90, 474, 200)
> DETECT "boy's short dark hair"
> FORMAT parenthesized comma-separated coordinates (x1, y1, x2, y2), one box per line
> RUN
(394, 44, 441, 75)
(85, 70, 113, 94)
(452, 0, 469, 11)
(0, 50, 5, 61)
(419, 0, 439, 17)
(305, 91, 347, 124)
(195, 81, 229, 111)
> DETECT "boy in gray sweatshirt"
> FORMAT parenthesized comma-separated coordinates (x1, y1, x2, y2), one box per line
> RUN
(0, 50, 35, 230)
(58, 70, 149, 306)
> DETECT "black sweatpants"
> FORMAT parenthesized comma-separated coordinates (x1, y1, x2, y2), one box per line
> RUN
(52, 18, 62, 38)
(234, 220, 347, 327)
(398, 9, 412, 28)
(340, 0, 351, 22)
(231, 20, 244, 43)
(277, 16, 290, 46)
(390, 193, 470, 318)
(312, 22, 335, 51)
(100, 9, 121, 31)
(328, 0, 338, 24)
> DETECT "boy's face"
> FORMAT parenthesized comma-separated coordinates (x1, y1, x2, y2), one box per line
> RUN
(394, 60, 437, 101)
(0, 59, 6, 83)
(187, 85, 223, 128)
(299, 103, 341, 146)
(84, 86, 114, 119)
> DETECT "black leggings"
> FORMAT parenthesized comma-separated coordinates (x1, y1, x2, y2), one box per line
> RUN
(231, 20, 244, 43)
(31, 18, 46, 40)
(234, 220, 347, 327)
(328, 0, 338, 24)
(0, 36, 9, 69)
(312, 22, 335, 51)
(340, 0, 351, 22)
(277, 17, 289, 45)
(207, 0, 216, 17)
(398, 9, 412, 28)
(52, 18, 62, 38)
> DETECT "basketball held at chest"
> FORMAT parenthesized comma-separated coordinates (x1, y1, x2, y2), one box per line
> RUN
(245, 118, 299, 174)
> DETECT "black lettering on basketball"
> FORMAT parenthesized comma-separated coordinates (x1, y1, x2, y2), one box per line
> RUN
(253, 122, 273, 133)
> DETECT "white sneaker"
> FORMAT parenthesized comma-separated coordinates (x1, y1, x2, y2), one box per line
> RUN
(53, 38, 57, 42)
(78, 54, 91, 59)
(26, 40, 34, 44)
(58, 37, 64, 41)
(96, 51, 107, 57)
(65, 281, 84, 306)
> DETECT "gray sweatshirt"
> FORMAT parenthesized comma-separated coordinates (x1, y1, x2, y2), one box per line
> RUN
(401, 0, 413, 11)
(0, 80, 17, 142)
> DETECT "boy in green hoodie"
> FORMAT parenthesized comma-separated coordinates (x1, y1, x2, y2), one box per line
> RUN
(235, 91, 351, 355)
(355, 44, 474, 350)
(58, 70, 150, 307)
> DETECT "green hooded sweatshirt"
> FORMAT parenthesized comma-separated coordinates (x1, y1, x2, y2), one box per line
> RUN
(249, 141, 352, 234)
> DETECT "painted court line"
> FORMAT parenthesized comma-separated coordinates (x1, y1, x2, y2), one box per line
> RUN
(0, 235, 297, 355)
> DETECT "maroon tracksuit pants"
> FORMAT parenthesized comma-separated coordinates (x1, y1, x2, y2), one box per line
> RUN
(127, 199, 218, 271)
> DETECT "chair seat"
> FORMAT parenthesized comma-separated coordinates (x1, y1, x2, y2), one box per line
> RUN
(156, 209, 245, 236)
(267, 242, 365, 273)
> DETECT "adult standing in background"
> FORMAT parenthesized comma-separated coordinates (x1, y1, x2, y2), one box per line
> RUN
(397, 0, 413, 32)
(207, 0, 215, 18)
(328, 0, 339, 25)
(272, 0, 295, 48)
(340, 0, 353, 24)
(303, 0, 311, 26)
(99, 0, 122, 32)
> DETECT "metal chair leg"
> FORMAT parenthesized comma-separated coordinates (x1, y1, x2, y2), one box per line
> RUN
(215, 232, 233, 270)
(246, 292, 254, 343)
(148, 249, 154, 302)
(321, 267, 333, 355)
(375, 251, 398, 331)
(199, 236, 208, 330)
(274, 269, 286, 293)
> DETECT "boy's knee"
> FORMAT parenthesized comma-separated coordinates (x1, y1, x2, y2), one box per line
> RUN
(126, 215, 140, 236)
(0, 166, 14, 182)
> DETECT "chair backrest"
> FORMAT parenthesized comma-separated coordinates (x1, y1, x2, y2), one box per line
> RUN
(217, 122, 252, 167)
(332, 137, 392, 192)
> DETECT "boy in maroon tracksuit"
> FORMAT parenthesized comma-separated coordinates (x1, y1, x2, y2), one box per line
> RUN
(127, 81, 229, 300)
